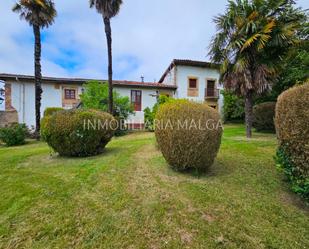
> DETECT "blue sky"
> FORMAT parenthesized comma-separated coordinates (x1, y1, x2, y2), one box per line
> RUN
(0, 0, 308, 84)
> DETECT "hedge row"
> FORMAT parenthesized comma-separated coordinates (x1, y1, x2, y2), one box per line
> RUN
(275, 83, 309, 200)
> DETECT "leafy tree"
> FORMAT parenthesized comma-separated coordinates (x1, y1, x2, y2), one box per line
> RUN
(276, 46, 309, 94)
(221, 90, 245, 122)
(80, 81, 134, 119)
(209, 0, 304, 138)
(13, 0, 56, 138)
(89, 0, 123, 115)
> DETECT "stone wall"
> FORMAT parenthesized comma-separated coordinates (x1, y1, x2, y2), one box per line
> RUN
(0, 110, 18, 128)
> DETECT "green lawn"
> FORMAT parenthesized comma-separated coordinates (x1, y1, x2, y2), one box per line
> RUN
(0, 125, 308, 248)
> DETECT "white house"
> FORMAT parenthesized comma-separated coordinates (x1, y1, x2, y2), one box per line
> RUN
(0, 59, 222, 129)
(159, 59, 223, 112)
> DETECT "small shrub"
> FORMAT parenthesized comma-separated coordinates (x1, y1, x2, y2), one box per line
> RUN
(41, 109, 115, 157)
(0, 123, 27, 146)
(80, 81, 134, 119)
(144, 95, 172, 131)
(253, 102, 276, 132)
(144, 107, 155, 131)
(44, 107, 64, 117)
(275, 83, 309, 200)
(155, 100, 223, 172)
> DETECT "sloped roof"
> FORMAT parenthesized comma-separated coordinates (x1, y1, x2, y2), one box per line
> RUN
(0, 73, 177, 90)
(159, 59, 220, 83)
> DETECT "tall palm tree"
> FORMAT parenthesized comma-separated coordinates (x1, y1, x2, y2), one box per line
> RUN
(209, 0, 302, 138)
(90, 0, 123, 115)
(13, 0, 56, 138)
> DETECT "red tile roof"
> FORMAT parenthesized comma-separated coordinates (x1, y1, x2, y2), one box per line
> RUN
(159, 59, 220, 83)
(0, 73, 177, 90)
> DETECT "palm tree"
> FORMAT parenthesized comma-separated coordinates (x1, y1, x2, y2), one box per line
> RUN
(90, 0, 123, 115)
(209, 0, 302, 138)
(13, 0, 56, 138)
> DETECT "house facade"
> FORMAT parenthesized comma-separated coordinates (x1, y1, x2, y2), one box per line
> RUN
(159, 59, 223, 112)
(0, 59, 222, 129)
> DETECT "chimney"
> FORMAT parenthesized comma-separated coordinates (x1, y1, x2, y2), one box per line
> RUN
(141, 75, 144, 83)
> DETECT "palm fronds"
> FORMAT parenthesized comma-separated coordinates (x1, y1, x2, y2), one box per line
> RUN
(89, 0, 123, 18)
(12, 0, 56, 28)
(208, 0, 304, 95)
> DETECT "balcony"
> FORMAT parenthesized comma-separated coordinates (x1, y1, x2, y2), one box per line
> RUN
(205, 88, 219, 99)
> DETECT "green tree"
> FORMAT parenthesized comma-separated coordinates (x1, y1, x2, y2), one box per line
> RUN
(277, 47, 309, 92)
(89, 0, 123, 115)
(13, 0, 56, 138)
(257, 13, 309, 103)
(80, 81, 134, 119)
(221, 90, 245, 122)
(209, 0, 303, 138)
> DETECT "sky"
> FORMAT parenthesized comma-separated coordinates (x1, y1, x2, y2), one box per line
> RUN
(0, 0, 308, 84)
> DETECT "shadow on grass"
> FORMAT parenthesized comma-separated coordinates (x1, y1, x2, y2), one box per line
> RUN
(169, 159, 234, 179)
(49, 146, 123, 161)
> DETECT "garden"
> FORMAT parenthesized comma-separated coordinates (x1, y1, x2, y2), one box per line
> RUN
(0, 124, 308, 249)
(0, 82, 309, 248)
(0, 0, 308, 248)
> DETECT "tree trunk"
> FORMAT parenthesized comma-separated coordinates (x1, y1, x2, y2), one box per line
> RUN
(245, 90, 253, 138)
(103, 17, 113, 115)
(33, 25, 42, 139)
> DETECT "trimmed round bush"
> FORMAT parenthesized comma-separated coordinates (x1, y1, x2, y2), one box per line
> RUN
(44, 107, 64, 117)
(253, 102, 276, 132)
(41, 109, 115, 157)
(155, 100, 223, 171)
(275, 83, 309, 199)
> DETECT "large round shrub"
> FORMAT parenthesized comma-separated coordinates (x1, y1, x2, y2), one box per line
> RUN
(253, 102, 276, 132)
(44, 107, 63, 117)
(275, 83, 309, 199)
(41, 109, 115, 157)
(155, 100, 223, 171)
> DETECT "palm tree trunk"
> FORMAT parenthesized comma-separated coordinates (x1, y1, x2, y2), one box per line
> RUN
(33, 24, 43, 139)
(103, 17, 113, 115)
(245, 90, 253, 138)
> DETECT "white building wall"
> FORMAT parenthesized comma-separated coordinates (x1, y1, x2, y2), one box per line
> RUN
(218, 84, 224, 115)
(115, 87, 159, 124)
(9, 81, 84, 128)
(8, 80, 162, 127)
(175, 65, 219, 101)
(162, 67, 176, 86)
(174, 65, 224, 114)
(11, 81, 34, 127)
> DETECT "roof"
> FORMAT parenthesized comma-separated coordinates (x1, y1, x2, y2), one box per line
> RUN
(0, 73, 177, 90)
(159, 59, 220, 83)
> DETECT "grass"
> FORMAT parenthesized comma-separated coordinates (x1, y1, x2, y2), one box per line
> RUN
(0, 125, 308, 249)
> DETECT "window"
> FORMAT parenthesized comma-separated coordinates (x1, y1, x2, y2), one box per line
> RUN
(189, 78, 197, 88)
(187, 77, 199, 97)
(131, 90, 142, 111)
(64, 89, 76, 100)
(206, 80, 216, 97)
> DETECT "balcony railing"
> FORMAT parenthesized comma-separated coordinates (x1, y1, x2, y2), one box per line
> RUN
(205, 88, 219, 99)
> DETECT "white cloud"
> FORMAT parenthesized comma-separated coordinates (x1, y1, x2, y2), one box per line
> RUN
(0, 0, 308, 83)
